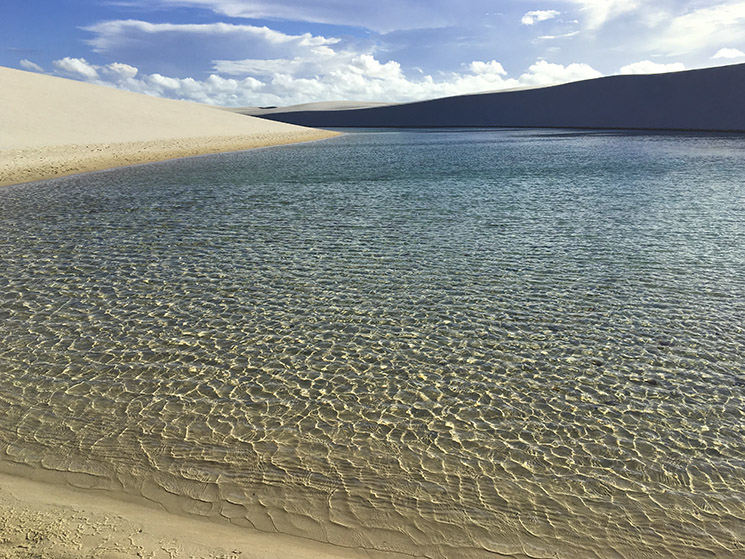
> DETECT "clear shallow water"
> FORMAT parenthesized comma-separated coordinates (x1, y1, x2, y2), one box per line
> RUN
(1, 129, 745, 558)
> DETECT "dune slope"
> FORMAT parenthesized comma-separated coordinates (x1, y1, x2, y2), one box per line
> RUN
(0, 66, 338, 186)
(254, 63, 745, 132)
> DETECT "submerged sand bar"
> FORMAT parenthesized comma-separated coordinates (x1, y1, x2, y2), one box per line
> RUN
(0, 66, 339, 186)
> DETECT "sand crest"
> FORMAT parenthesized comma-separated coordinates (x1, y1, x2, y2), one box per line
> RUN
(0, 66, 339, 186)
(251, 62, 745, 132)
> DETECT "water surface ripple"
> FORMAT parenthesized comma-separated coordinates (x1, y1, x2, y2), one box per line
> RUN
(1, 129, 745, 558)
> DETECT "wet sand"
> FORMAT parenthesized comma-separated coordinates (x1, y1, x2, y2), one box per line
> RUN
(0, 66, 339, 187)
(0, 472, 405, 559)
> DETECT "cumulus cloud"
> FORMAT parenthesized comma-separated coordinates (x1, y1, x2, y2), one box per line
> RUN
(618, 60, 686, 75)
(19, 59, 44, 72)
(101, 62, 139, 80)
(54, 58, 140, 84)
(517, 60, 602, 86)
(52, 58, 144, 88)
(712, 47, 745, 59)
(521, 10, 561, 25)
(468, 60, 507, 75)
(47, 53, 603, 107)
(53, 57, 100, 79)
(214, 49, 399, 81)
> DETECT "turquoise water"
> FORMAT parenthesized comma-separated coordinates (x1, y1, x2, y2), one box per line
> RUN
(1, 129, 745, 558)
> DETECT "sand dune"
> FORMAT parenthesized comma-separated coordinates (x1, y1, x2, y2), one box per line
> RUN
(230, 100, 393, 116)
(0, 66, 339, 186)
(254, 63, 745, 132)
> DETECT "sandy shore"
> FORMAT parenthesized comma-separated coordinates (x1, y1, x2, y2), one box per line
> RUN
(0, 472, 408, 559)
(0, 66, 339, 187)
(0, 67, 386, 558)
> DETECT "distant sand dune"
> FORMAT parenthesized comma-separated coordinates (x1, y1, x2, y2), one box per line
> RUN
(230, 100, 393, 117)
(0, 66, 339, 187)
(253, 63, 745, 132)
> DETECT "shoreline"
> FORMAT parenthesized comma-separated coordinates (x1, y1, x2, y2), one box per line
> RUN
(0, 470, 409, 559)
(0, 130, 340, 188)
(0, 65, 341, 188)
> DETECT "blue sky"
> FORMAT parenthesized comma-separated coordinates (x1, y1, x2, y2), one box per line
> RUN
(3, 0, 745, 106)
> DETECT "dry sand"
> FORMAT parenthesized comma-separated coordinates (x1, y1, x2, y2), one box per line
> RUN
(0, 66, 340, 186)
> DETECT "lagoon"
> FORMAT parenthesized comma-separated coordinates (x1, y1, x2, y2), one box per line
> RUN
(1, 129, 744, 558)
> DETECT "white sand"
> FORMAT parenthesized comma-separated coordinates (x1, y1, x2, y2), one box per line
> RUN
(0, 66, 339, 186)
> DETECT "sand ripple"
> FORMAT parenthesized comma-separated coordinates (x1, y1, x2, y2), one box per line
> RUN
(1, 130, 745, 558)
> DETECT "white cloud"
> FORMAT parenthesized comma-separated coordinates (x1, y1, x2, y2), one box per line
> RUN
(654, 2, 745, 55)
(521, 10, 561, 25)
(212, 45, 403, 86)
(48, 53, 604, 107)
(108, 0, 492, 33)
(469, 60, 507, 75)
(82, 19, 354, 81)
(518, 60, 602, 86)
(53, 57, 100, 79)
(19, 59, 44, 73)
(618, 60, 686, 75)
(349, 54, 405, 80)
(85, 20, 338, 54)
(216, 57, 308, 76)
(712, 47, 745, 59)
(536, 31, 579, 41)
(102, 62, 139, 79)
(52, 58, 143, 86)
(562, 0, 640, 29)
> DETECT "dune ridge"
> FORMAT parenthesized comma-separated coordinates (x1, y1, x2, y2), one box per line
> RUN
(251, 63, 745, 132)
(0, 66, 339, 187)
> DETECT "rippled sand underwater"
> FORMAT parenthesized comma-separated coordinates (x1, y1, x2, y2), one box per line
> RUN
(1, 129, 745, 558)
